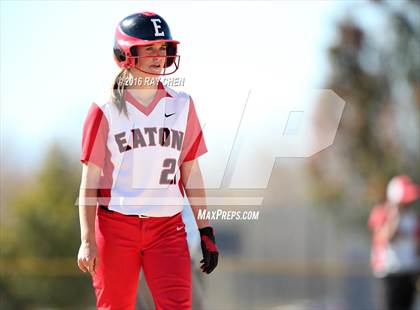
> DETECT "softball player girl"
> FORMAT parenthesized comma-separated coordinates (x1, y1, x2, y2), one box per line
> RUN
(77, 12, 219, 309)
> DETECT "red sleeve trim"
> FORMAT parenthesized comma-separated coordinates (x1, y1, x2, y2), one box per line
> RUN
(80, 103, 109, 170)
(180, 97, 208, 164)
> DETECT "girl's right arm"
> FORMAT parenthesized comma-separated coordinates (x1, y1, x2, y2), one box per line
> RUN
(77, 162, 102, 276)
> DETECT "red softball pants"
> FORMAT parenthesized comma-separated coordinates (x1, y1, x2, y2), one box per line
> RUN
(91, 206, 192, 310)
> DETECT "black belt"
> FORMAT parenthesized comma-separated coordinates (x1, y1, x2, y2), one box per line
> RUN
(99, 205, 149, 218)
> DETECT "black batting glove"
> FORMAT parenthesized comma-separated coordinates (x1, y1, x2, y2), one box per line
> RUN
(199, 226, 219, 274)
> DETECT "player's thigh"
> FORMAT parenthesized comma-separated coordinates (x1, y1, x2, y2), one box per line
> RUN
(93, 211, 142, 309)
(142, 214, 192, 309)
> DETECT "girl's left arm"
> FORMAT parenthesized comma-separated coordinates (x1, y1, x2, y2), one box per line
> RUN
(181, 158, 219, 274)
(181, 158, 210, 229)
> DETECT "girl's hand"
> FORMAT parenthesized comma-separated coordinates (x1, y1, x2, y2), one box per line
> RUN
(77, 241, 99, 276)
(199, 226, 219, 274)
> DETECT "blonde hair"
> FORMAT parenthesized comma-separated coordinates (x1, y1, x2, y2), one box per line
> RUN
(111, 68, 130, 118)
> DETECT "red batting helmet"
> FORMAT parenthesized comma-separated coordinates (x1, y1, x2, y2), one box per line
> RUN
(113, 12, 180, 75)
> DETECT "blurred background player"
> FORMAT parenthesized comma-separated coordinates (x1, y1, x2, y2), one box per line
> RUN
(368, 175, 420, 310)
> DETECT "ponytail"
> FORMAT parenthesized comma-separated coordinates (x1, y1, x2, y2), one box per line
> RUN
(111, 69, 130, 118)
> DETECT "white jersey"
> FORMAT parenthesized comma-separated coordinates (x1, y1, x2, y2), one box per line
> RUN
(80, 81, 207, 217)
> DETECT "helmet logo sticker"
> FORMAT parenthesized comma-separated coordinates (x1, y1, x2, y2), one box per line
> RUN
(150, 19, 165, 37)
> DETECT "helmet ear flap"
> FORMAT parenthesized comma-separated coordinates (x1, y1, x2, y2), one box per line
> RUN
(113, 42, 126, 64)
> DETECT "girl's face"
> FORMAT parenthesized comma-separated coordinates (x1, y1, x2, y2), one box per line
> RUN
(135, 42, 167, 75)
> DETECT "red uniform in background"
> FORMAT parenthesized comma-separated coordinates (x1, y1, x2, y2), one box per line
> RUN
(368, 175, 420, 310)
